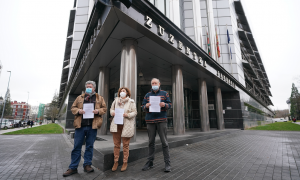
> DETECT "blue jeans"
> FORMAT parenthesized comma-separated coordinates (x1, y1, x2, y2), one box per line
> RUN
(69, 126, 97, 170)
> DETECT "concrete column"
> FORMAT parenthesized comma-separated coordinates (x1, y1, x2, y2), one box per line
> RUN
(206, 0, 216, 60)
(185, 89, 189, 129)
(120, 38, 138, 142)
(198, 79, 210, 132)
(172, 65, 185, 135)
(97, 67, 110, 135)
(214, 87, 225, 130)
(138, 85, 142, 129)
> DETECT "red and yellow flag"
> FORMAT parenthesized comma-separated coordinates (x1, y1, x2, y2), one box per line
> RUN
(215, 26, 221, 58)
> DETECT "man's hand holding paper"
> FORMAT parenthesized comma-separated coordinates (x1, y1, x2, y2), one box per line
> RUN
(149, 96, 161, 112)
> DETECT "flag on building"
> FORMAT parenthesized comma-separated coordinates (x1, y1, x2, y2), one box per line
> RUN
(227, 27, 232, 59)
(206, 26, 211, 56)
(215, 26, 221, 58)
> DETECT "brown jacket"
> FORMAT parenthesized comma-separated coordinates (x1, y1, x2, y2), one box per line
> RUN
(71, 93, 107, 129)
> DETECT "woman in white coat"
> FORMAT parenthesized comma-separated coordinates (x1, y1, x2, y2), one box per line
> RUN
(110, 87, 137, 172)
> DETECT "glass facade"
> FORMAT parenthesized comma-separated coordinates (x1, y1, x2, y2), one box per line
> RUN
(105, 85, 267, 131)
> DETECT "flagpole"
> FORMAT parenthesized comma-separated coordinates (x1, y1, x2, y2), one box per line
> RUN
(226, 24, 233, 74)
(206, 25, 208, 54)
(214, 37, 218, 63)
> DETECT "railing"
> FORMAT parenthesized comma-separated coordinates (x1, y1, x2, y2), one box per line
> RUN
(241, 47, 268, 94)
(239, 22, 271, 106)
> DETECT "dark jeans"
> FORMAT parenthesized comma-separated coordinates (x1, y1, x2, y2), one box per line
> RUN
(147, 122, 170, 163)
(69, 126, 97, 170)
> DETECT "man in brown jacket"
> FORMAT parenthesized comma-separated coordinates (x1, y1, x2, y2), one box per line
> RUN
(63, 81, 107, 177)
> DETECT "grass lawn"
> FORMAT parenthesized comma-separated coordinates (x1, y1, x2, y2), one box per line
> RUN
(2, 123, 64, 135)
(248, 122, 300, 131)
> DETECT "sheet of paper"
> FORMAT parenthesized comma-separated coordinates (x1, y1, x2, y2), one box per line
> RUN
(149, 96, 161, 112)
(114, 108, 125, 124)
(83, 103, 94, 119)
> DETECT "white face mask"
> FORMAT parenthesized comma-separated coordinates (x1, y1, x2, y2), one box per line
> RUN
(120, 92, 126, 98)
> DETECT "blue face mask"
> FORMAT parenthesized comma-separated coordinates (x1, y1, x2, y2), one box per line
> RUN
(152, 86, 159, 91)
(86, 88, 92, 94)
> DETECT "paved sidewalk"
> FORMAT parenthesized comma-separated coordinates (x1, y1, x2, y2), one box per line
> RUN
(0, 124, 45, 135)
(100, 130, 300, 180)
(0, 134, 104, 180)
(1, 130, 300, 180)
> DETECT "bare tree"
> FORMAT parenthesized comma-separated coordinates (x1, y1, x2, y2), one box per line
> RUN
(45, 92, 59, 123)
(274, 109, 290, 118)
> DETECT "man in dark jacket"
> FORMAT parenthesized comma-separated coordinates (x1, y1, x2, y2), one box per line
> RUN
(30, 120, 33, 128)
(27, 121, 30, 128)
(141, 78, 172, 172)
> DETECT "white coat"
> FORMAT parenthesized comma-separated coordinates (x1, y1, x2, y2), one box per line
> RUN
(110, 97, 137, 137)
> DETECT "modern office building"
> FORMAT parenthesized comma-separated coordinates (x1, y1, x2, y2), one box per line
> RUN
(58, 0, 274, 135)
(10, 101, 31, 120)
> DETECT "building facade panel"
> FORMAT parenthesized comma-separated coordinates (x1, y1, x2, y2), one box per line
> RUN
(76, 7, 89, 15)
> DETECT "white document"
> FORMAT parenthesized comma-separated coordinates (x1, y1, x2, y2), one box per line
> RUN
(83, 103, 94, 119)
(149, 96, 161, 112)
(114, 108, 125, 124)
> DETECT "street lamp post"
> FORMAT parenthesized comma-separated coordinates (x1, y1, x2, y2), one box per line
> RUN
(0, 71, 12, 130)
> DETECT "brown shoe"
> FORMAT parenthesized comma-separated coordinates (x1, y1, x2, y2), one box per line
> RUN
(112, 162, 118, 172)
(84, 165, 94, 173)
(63, 169, 78, 177)
(121, 162, 128, 172)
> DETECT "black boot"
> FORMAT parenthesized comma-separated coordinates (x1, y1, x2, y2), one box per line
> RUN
(164, 161, 171, 172)
(142, 160, 154, 171)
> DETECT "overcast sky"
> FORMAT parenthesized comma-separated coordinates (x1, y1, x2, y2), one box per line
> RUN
(0, 0, 299, 110)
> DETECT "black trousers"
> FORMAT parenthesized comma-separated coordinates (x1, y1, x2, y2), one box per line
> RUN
(147, 122, 170, 163)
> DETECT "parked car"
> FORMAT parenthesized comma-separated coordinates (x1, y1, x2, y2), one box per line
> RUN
(13, 120, 21, 128)
(273, 118, 287, 123)
(1, 121, 13, 129)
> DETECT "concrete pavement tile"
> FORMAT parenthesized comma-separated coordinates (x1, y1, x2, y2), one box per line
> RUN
(253, 177, 263, 180)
